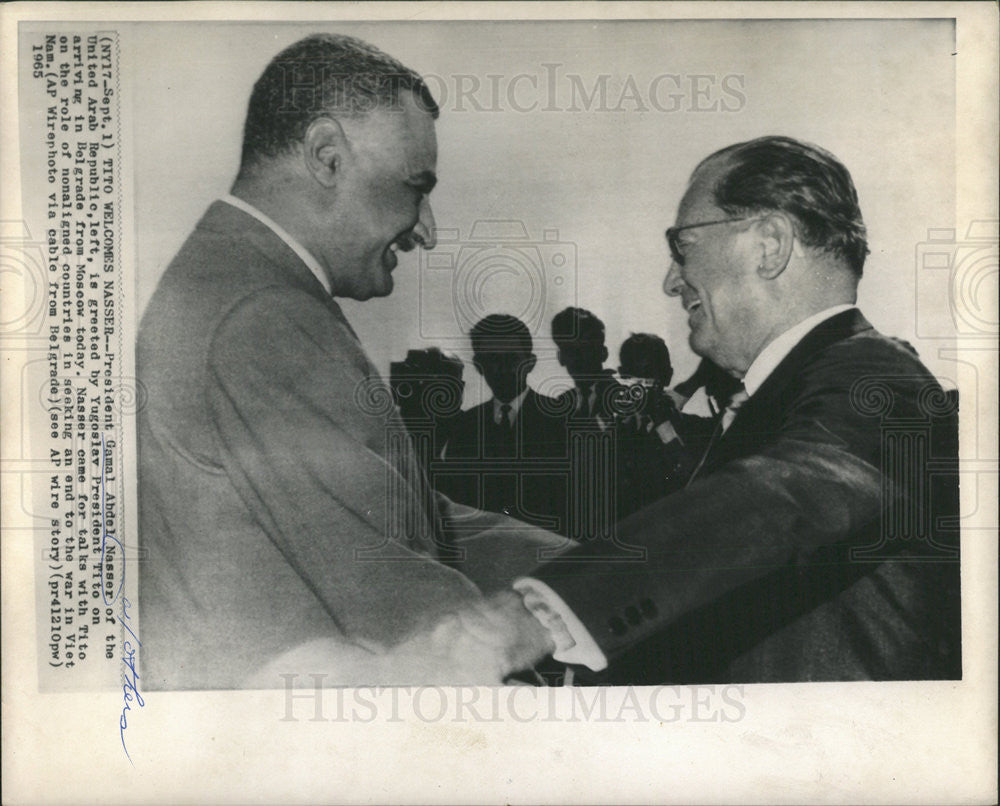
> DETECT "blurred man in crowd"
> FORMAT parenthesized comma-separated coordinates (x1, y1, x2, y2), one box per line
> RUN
(551, 307, 624, 429)
(439, 314, 569, 534)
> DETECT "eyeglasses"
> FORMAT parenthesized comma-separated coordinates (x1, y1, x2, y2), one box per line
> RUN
(665, 217, 758, 265)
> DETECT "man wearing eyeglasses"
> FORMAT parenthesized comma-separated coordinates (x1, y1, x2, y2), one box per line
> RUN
(505, 135, 961, 684)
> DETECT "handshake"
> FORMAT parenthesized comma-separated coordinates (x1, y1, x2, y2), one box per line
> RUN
(246, 590, 562, 688)
(384, 590, 559, 685)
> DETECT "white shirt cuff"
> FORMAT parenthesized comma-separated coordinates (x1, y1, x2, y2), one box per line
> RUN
(512, 577, 608, 672)
(654, 419, 680, 444)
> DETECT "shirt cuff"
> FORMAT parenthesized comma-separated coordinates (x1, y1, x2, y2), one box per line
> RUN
(654, 419, 680, 444)
(512, 577, 608, 671)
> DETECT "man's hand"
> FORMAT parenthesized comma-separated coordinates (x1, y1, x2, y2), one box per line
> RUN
(243, 591, 557, 687)
(382, 590, 556, 685)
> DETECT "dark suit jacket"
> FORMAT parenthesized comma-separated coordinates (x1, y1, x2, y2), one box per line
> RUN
(436, 389, 569, 533)
(533, 309, 961, 683)
(137, 202, 564, 689)
(553, 370, 626, 426)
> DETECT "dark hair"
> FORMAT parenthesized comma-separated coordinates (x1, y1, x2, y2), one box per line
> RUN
(390, 347, 463, 383)
(699, 136, 869, 276)
(619, 333, 673, 386)
(389, 348, 464, 418)
(551, 307, 606, 348)
(240, 33, 439, 169)
(470, 314, 533, 355)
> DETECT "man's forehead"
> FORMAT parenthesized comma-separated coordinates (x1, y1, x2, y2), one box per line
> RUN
(345, 92, 437, 167)
(676, 157, 728, 224)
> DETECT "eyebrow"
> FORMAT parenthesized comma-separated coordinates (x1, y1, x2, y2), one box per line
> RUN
(408, 170, 437, 194)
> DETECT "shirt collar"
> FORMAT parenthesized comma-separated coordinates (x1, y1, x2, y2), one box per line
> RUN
(220, 194, 332, 296)
(742, 304, 857, 397)
(493, 387, 530, 424)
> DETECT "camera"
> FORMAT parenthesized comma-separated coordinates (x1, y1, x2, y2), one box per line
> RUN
(418, 219, 576, 344)
(914, 221, 998, 339)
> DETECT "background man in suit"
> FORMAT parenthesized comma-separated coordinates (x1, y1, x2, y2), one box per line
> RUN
(551, 307, 624, 429)
(439, 315, 569, 534)
(389, 346, 465, 474)
(137, 33, 558, 689)
(489, 136, 961, 683)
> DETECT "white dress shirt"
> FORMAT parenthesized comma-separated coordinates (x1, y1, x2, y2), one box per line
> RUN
(742, 304, 856, 396)
(220, 194, 332, 296)
(517, 303, 858, 672)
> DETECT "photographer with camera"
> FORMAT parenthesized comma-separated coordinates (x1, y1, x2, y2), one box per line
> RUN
(389, 347, 465, 470)
(614, 333, 698, 517)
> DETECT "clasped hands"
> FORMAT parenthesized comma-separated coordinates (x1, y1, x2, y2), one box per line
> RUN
(384, 590, 556, 685)
(247, 590, 559, 688)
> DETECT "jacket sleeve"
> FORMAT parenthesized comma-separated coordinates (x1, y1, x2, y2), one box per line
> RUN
(436, 492, 576, 592)
(205, 286, 482, 646)
(530, 344, 910, 660)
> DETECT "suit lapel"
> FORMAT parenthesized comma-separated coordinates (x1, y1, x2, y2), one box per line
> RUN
(197, 201, 333, 306)
(199, 201, 377, 371)
(197, 201, 443, 551)
(705, 309, 873, 471)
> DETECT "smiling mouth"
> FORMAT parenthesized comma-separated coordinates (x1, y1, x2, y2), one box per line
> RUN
(382, 235, 415, 271)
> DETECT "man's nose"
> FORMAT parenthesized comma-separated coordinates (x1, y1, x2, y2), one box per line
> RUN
(663, 261, 684, 297)
(413, 197, 437, 250)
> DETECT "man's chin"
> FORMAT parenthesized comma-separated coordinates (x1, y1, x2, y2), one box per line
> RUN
(688, 331, 715, 363)
(354, 273, 394, 301)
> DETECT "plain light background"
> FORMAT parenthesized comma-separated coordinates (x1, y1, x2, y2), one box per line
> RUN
(133, 19, 957, 407)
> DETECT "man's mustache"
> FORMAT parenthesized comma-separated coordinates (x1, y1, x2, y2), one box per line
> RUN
(394, 232, 420, 252)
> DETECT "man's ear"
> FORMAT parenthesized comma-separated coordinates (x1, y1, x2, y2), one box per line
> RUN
(523, 354, 537, 375)
(472, 357, 485, 376)
(302, 116, 349, 188)
(756, 212, 795, 279)
(600, 345, 609, 364)
(555, 347, 566, 368)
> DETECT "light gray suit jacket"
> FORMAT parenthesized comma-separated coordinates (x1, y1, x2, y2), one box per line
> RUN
(138, 202, 563, 689)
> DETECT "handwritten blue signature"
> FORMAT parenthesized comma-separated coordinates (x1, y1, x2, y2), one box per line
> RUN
(119, 596, 144, 765)
(98, 433, 144, 764)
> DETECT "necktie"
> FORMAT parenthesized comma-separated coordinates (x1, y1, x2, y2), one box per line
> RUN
(499, 403, 512, 429)
(720, 385, 749, 432)
(685, 383, 749, 488)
